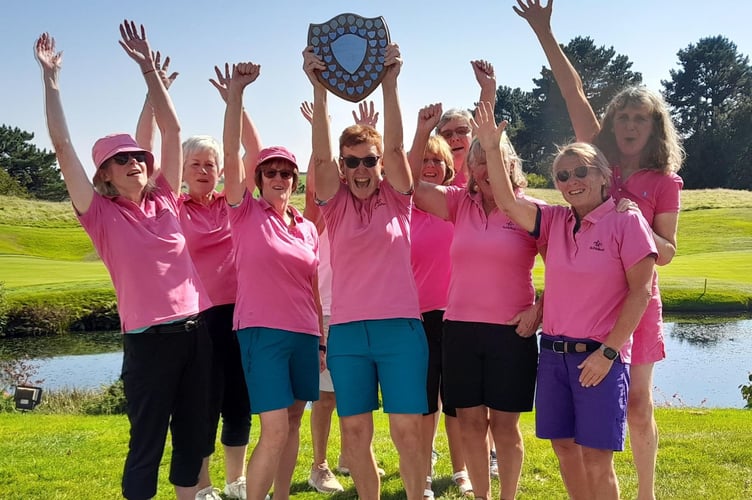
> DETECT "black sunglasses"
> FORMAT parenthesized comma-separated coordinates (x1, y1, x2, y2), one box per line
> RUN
(555, 165, 597, 183)
(340, 155, 380, 169)
(110, 152, 147, 165)
(261, 169, 295, 180)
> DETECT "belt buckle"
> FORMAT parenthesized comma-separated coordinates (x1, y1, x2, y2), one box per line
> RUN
(552, 340, 566, 353)
(184, 319, 197, 331)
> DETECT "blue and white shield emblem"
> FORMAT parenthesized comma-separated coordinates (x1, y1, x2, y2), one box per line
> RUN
(308, 13, 391, 102)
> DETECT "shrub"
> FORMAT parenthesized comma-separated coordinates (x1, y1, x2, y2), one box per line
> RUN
(526, 172, 551, 188)
(740, 372, 752, 409)
(82, 379, 127, 415)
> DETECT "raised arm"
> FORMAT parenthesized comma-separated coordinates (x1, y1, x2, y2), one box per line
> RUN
(514, 0, 600, 142)
(352, 100, 380, 128)
(210, 63, 263, 191)
(380, 43, 412, 193)
(408, 103, 442, 181)
(222, 63, 261, 206)
(472, 59, 497, 110)
(35, 33, 94, 214)
(119, 21, 182, 194)
(303, 46, 340, 202)
(475, 101, 538, 231)
(135, 51, 178, 152)
(299, 101, 324, 233)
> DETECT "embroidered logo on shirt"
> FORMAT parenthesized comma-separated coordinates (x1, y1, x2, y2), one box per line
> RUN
(590, 239, 605, 252)
(503, 220, 517, 231)
(374, 198, 387, 209)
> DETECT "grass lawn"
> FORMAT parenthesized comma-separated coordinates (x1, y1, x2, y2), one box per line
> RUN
(0, 408, 749, 499)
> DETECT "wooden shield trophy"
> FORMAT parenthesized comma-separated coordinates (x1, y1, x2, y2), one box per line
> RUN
(308, 13, 391, 102)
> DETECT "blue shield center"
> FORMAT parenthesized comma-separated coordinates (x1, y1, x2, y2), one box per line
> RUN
(331, 34, 366, 74)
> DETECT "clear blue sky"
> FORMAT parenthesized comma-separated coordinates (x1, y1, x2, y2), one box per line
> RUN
(3, 1, 751, 176)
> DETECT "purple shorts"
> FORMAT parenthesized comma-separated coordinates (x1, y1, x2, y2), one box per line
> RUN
(535, 339, 630, 451)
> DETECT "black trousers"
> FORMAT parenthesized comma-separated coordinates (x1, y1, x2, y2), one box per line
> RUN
(120, 321, 211, 500)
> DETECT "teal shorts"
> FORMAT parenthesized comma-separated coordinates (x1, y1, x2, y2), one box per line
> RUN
(236, 327, 319, 414)
(327, 318, 428, 417)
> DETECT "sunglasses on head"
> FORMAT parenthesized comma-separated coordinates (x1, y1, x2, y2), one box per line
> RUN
(261, 169, 295, 180)
(438, 126, 471, 140)
(555, 165, 597, 183)
(340, 155, 380, 169)
(110, 152, 147, 165)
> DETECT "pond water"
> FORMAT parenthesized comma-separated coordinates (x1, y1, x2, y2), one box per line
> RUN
(1, 315, 751, 408)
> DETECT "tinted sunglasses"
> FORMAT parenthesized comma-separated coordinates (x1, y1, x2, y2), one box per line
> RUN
(438, 126, 471, 140)
(340, 155, 380, 169)
(110, 152, 147, 165)
(261, 169, 295, 179)
(555, 165, 597, 183)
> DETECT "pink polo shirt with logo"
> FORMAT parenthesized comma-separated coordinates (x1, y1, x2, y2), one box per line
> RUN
(410, 207, 453, 313)
(611, 167, 683, 362)
(78, 175, 208, 333)
(179, 191, 237, 307)
(537, 198, 658, 363)
(443, 186, 542, 325)
(228, 193, 319, 335)
(320, 181, 420, 325)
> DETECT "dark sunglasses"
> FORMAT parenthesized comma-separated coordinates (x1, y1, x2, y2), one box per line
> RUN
(555, 165, 597, 183)
(261, 169, 295, 180)
(340, 155, 380, 169)
(110, 152, 147, 165)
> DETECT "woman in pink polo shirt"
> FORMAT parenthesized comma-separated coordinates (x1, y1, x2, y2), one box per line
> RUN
(480, 100, 657, 500)
(408, 105, 473, 499)
(36, 24, 211, 500)
(411, 110, 543, 500)
(222, 63, 322, 500)
(304, 43, 428, 500)
(515, 2, 684, 497)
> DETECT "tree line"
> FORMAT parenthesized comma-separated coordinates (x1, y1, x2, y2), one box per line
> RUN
(2, 34, 750, 200)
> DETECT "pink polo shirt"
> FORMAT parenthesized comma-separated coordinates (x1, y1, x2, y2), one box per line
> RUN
(318, 227, 333, 316)
(410, 208, 453, 313)
(443, 187, 542, 325)
(229, 193, 320, 335)
(78, 175, 208, 333)
(320, 181, 420, 324)
(537, 199, 658, 363)
(611, 167, 683, 357)
(179, 191, 237, 307)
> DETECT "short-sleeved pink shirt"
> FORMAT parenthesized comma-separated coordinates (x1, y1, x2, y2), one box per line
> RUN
(318, 227, 333, 316)
(443, 187, 542, 325)
(229, 194, 320, 335)
(78, 175, 208, 332)
(320, 181, 420, 325)
(179, 191, 237, 307)
(611, 167, 683, 361)
(537, 199, 658, 363)
(410, 208, 453, 313)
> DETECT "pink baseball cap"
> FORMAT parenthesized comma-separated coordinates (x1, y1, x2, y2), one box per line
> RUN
(256, 146, 298, 170)
(91, 133, 155, 175)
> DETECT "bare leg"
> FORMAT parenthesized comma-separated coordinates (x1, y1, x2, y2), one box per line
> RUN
(195, 456, 212, 491)
(311, 391, 337, 466)
(445, 414, 472, 494)
(581, 446, 619, 500)
(457, 405, 491, 500)
(224, 444, 248, 483)
(421, 412, 439, 495)
(341, 412, 380, 500)
(390, 413, 427, 500)
(550, 438, 592, 500)
(176, 485, 199, 500)
(628, 363, 658, 500)
(271, 400, 306, 500)
(489, 410, 523, 500)
(245, 408, 289, 500)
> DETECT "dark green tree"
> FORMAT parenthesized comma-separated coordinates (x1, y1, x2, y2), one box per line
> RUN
(0, 125, 66, 201)
(521, 36, 642, 174)
(662, 36, 752, 188)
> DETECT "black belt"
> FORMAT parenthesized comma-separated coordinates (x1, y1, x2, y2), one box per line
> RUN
(143, 314, 202, 334)
(540, 338, 601, 354)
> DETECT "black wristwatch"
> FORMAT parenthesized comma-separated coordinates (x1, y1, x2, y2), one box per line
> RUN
(599, 344, 618, 361)
(318, 344, 327, 353)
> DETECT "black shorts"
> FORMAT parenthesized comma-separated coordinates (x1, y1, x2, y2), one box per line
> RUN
(422, 309, 456, 417)
(442, 320, 538, 412)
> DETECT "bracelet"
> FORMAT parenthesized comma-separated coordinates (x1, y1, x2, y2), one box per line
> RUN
(318, 344, 327, 353)
(143, 68, 156, 75)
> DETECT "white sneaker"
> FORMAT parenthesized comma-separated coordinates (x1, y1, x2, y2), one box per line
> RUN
(195, 485, 222, 500)
(224, 476, 247, 499)
(308, 462, 345, 493)
(490, 450, 499, 479)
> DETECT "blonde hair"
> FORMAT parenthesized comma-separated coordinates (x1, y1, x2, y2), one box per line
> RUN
(466, 132, 527, 193)
(595, 86, 684, 174)
(552, 142, 612, 190)
(182, 135, 222, 169)
(424, 135, 455, 185)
